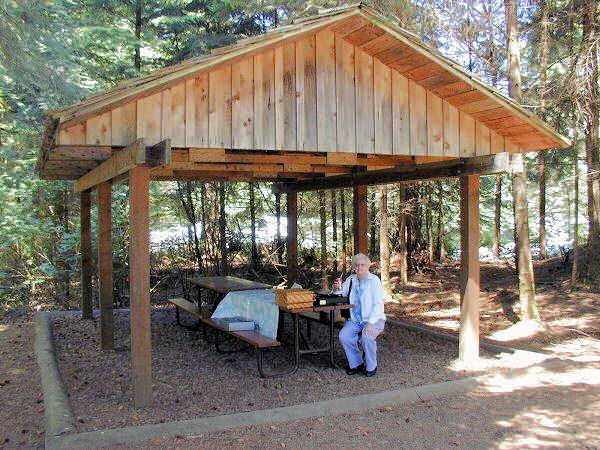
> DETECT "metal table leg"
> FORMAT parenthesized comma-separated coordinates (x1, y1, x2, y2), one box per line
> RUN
(174, 306, 202, 331)
(329, 309, 335, 367)
(257, 311, 299, 378)
(214, 329, 245, 354)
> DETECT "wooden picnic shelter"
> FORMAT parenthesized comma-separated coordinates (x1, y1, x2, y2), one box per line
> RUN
(37, 4, 568, 407)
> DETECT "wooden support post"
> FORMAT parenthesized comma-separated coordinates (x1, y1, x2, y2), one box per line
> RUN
(129, 166, 152, 407)
(286, 192, 298, 287)
(353, 185, 368, 255)
(97, 181, 114, 350)
(459, 175, 480, 361)
(80, 190, 93, 320)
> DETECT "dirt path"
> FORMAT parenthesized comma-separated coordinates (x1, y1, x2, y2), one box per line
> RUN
(117, 358, 600, 449)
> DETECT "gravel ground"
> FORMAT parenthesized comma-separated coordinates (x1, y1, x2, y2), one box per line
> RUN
(0, 310, 44, 448)
(52, 307, 498, 433)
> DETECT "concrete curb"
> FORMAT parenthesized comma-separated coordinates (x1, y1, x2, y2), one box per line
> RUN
(46, 373, 484, 449)
(386, 318, 549, 356)
(34, 312, 76, 438)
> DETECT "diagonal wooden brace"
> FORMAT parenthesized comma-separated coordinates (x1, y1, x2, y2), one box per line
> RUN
(74, 139, 171, 192)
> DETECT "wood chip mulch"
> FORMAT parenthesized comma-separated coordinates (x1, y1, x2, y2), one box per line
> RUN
(52, 308, 493, 432)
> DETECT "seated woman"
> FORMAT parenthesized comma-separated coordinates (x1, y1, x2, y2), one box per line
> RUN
(333, 253, 386, 377)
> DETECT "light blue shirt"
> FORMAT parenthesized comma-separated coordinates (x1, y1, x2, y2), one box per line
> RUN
(335, 272, 386, 325)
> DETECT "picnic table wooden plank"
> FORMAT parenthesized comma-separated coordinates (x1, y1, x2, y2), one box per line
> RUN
(278, 303, 352, 314)
(167, 297, 280, 349)
(200, 318, 280, 348)
(189, 276, 272, 294)
(168, 297, 201, 317)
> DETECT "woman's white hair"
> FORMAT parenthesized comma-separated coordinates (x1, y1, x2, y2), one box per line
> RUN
(351, 253, 371, 270)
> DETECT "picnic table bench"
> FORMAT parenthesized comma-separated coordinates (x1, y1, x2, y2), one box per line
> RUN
(167, 297, 282, 378)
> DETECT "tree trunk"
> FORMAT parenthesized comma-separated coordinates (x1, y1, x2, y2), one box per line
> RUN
(369, 190, 377, 259)
(319, 190, 328, 289)
(331, 190, 338, 276)
(436, 181, 445, 261)
(134, 0, 142, 72)
(570, 0, 580, 285)
(219, 182, 228, 276)
(583, 0, 600, 282)
(177, 182, 202, 272)
(539, 153, 547, 259)
(505, 0, 539, 320)
(572, 130, 580, 285)
(200, 183, 208, 271)
(426, 185, 434, 262)
(380, 185, 392, 301)
(340, 190, 347, 274)
(61, 188, 70, 301)
(512, 155, 539, 320)
(275, 191, 283, 265)
(493, 174, 502, 259)
(538, 0, 549, 260)
(249, 182, 258, 269)
(415, 186, 422, 248)
(398, 184, 408, 284)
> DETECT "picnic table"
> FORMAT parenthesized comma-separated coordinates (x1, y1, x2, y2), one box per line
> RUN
(189, 276, 272, 312)
(168, 280, 353, 377)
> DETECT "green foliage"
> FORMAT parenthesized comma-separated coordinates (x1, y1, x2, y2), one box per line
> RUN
(0, 0, 592, 308)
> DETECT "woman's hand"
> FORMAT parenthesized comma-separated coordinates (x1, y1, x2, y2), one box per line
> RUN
(332, 277, 342, 291)
(363, 323, 375, 338)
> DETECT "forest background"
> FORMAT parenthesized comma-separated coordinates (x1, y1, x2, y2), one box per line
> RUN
(0, 0, 598, 311)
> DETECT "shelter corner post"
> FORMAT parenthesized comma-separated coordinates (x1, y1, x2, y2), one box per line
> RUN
(287, 192, 298, 287)
(353, 185, 368, 255)
(80, 189, 93, 320)
(97, 181, 114, 350)
(129, 166, 152, 407)
(459, 175, 480, 361)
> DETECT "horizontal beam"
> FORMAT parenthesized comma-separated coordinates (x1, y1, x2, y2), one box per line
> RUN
(74, 139, 171, 192)
(274, 152, 510, 193)
(48, 146, 112, 161)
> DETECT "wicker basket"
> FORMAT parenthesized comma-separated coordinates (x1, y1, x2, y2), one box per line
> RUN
(274, 289, 315, 309)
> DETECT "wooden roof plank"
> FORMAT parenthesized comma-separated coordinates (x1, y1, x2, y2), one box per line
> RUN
(39, 3, 570, 181)
(53, 9, 360, 129)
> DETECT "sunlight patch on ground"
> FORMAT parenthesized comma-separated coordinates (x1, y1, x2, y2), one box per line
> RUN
(547, 315, 595, 330)
(427, 319, 459, 331)
(499, 433, 564, 449)
(488, 320, 545, 342)
(422, 307, 460, 318)
(449, 350, 549, 373)
(483, 359, 600, 393)
(496, 400, 600, 449)
(543, 337, 600, 360)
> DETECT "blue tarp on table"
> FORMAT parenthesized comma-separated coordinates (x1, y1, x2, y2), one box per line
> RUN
(211, 289, 279, 339)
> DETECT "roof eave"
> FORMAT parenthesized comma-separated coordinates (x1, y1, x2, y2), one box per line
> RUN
(37, 116, 60, 178)
(356, 7, 570, 150)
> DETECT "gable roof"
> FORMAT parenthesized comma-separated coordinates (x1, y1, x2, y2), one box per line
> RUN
(45, 3, 568, 151)
(37, 4, 570, 179)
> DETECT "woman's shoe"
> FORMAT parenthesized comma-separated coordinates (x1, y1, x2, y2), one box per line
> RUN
(365, 367, 377, 377)
(345, 364, 365, 375)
